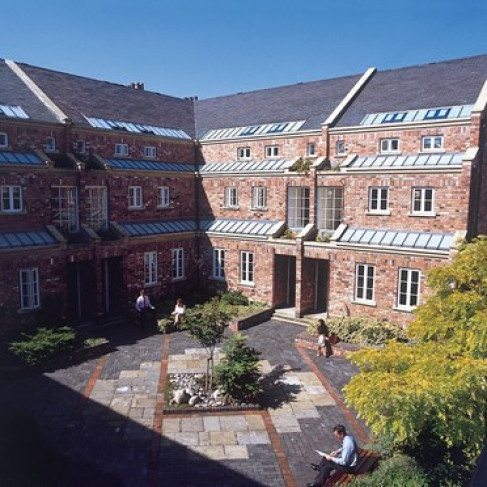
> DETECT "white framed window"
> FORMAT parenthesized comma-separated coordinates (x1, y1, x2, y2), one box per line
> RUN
(212, 248, 226, 279)
(355, 264, 375, 304)
(265, 145, 279, 159)
(380, 138, 400, 154)
(421, 135, 444, 152)
(115, 143, 129, 156)
(75, 140, 86, 154)
(251, 186, 267, 210)
(317, 186, 343, 234)
(412, 187, 434, 214)
(52, 186, 78, 232)
(144, 146, 156, 158)
(0, 132, 8, 148)
(44, 136, 56, 153)
(224, 187, 238, 208)
(20, 268, 40, 310)
(287, 186, 310, 229)
(129, 186, 143, 209)
(1, 185, 22, 213)
(307, 143, 316, 156)
(237, 147, 251, 160)
(397, 268, 420, 311)
(144, 251, 158, 285)
(335, 140, 346, 155)
(369, 187, 389, 213)
(157, 186, 170, 208)
(86, 186, 108, 231)
(240, 251, 254, 285)
(172, 248, 184, 280)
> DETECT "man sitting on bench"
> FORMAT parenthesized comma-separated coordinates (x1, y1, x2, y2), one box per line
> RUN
(307, 424, 358, 487)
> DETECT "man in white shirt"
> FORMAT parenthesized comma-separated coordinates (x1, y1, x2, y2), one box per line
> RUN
(135, 289, 155, 327)
(307, 424, 358, 487)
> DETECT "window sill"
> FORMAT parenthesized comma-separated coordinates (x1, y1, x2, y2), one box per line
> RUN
(351, 299, 377, 307)
(393, 306, 416, 313)
(221, 206, 240, 210)
(171, 277, 186, 282)
(128, 206, 145, 211)
(366, 210, 391, 216)
(408, 211, 436, 217)
(250, 207, 268, 212)
(0, 210, 26, 215)
(239, 281, 255, 288)
(144, 283, 158, 289)
(157, 206, 172, 210)
(17, 307, 40, 314)
(210, 276, 226, 281)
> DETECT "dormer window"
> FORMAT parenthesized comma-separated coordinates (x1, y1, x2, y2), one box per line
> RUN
(265, 145, 279, 159)
(421, 135, 444, 152)
(335, 140, 346, 156)
(44, 136, 56, 153)
(307, 143, 316, 157)
(0, 132, 8, 148)
(115, 143, 129, 157)
(380, 138, 400, 154)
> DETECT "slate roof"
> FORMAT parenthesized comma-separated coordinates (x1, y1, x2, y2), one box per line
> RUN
(16, 62, 196, 138)
(194, 74, 362, 138)
(0, 59, 59, 123)
(336, 54, 487, 127)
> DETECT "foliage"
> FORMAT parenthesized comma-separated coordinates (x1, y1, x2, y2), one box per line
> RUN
(9, 326, 76, 365)
(83, 337, 107, 347)
(217, 290, 249, 306)
(282, 229, 297, 239)
(344, 237, 487, 472)
(215, 333, 263, 402)
(181, 297, 231, 390)
(308, 316, 406, 346)
(350, 454, 430, 487)
(290, 157, 312, 174)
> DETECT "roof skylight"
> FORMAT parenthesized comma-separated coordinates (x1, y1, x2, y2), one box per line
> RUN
(0, 105, 29, 119)
(202, 120, 306, 141)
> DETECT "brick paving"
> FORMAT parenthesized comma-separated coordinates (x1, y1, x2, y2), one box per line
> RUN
(0, 320, 370, 487)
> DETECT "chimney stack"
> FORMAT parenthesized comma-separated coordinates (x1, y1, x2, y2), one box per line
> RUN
(130, 81, 145, 90)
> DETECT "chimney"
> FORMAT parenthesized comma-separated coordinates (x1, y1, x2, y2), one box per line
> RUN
(130, 81, 145, 90)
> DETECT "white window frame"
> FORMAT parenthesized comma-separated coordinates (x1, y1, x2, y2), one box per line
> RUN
(397, 268, 420, 311)
(335, 140, 346, 156)
(44, 136, 56, 153)
(411, 187, 435, 215)
(157, 186, 170, 208)
(380, 138, 400, 154)
(307, 143, 316, 157)
(237, 147, 251, 161)
(172, 248, 184, 280)
(1, 185, 22, 213)
(144, 251, 158, 286)
(86, 186, 108, 231)
(75, 140, 86, 154)
(265, 145, 279, 159)
(317, 186, 343, 234)
(224, 187, 238, 208)
(20, 268, 40, 310)
(287, 186, 310, 229)
(421, 135, 444, 152)
(251, 186, 267, 210)
(240, 251, 254, 285)
(354, 264, 376, 305)
(144, 146, 156, 159)
(212, 248, 226, 280)
(115, 143, 129, 156)
(368, 187, 389, 214)
(52, 186, 79, 232)
(0, 132, 8, 148)
(129, 186, 143, 209)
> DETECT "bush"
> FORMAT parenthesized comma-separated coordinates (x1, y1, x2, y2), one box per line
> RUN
(215, 333, 263, 402)
(351, 454, 429, 486)
(217, 290, 249, 306)
(327, 316, 407, 347)
(9, 326, 77, 365)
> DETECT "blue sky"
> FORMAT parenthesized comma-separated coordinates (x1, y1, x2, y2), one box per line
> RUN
(2, 0, 487, 99)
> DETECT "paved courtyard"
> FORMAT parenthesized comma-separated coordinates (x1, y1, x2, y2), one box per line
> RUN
(0, 320, 369, 487)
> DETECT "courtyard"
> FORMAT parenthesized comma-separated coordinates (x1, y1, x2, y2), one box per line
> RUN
(0, 320, 369, 487)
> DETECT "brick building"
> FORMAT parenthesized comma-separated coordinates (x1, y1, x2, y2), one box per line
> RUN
(1, 55, 487, 333)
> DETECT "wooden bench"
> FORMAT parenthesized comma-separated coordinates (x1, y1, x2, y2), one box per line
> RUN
(323, 449, 379, 486)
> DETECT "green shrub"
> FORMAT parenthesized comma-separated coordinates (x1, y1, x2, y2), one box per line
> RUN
(351, 454, 429, 486)
(215, 333, 263, 402)
(217, 290, 249, 306)
(9, 326, 77, 365)
(327, 316, 407, 346)
(83, 337, 107, 347)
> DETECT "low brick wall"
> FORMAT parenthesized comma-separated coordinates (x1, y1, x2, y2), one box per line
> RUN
(294, 331, 361, 357)
(229, 307, 274, 332)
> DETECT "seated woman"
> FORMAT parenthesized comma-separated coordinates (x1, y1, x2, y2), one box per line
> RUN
(171, 298, 186, 328)
(316, 318, 330, 357)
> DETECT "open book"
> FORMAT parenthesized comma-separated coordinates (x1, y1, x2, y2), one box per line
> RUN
(315, 449, 328, 458)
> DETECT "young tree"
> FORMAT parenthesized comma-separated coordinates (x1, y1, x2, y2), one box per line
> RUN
(181, 297, 230, 391)
(344, 237, 487, 467)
